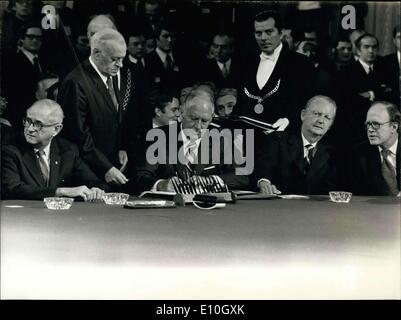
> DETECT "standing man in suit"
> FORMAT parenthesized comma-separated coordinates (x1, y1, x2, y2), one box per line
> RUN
(145, 20, 193, 91)
(57, 28, 129, 187)
(2, 23, 44, 129)
(236, 11, 315, 131)
(134, 89, 248, 194)
(1, 99, 107, 200)
(349, 102, 400, 196)
(202, 31, 241, 89)
(340, 33, 389, 143)
(253, 95, 337, 195)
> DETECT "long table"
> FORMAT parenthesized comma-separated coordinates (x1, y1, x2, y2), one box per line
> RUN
(1, 196, 400, 299)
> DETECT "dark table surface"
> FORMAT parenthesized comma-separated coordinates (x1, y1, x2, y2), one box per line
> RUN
(1, 196, 400, 299)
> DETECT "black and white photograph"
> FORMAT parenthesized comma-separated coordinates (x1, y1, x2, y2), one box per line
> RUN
(0, 0, 400, 306)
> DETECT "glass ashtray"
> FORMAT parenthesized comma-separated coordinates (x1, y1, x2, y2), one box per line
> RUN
(329, 191, 352, 203)
(44, 197, 74, 210)
(102, 193, 130, 205)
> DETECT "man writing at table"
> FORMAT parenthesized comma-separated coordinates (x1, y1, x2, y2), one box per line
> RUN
(1, 99, 107, 201)
(253, 95, 338, 195)
(134, 88, 248, 194)
(349, 101, 401, 196)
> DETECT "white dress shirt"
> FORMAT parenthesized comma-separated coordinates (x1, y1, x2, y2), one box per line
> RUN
(89, 56, 120, 89)
(301, 133, 318, 158)
(156, 47, 174, 65)
(34, 142, 51, 168)
(256, 42, 283, 89)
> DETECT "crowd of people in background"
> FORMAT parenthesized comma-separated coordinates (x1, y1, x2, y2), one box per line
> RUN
(1, 1, 400, 200)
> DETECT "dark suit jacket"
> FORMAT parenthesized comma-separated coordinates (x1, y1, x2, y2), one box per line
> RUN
(339, 59, 389, 142)
(144, 50, 194, 91)
(252, 131, 337, 195)
(133, 122, 249, 194)
(379, 53, 400, 108)
(2, 51, 44, 129)
(348, 138, 401, 195)
(58, 59, 128, 177)
(236, 44, 315, 129)
(200, 57, 242, 89)
(1, 135, 107, 200)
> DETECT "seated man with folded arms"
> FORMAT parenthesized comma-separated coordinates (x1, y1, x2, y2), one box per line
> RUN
(134, 88, 248, 194)
(252, 95, 338, 195)
(1, 99, 107, 200)
(348, 101, 401, 196)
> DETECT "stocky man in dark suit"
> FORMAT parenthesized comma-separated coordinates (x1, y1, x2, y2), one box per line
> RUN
(58, 28, 129, 187)
(253, 95, 337, 195)
(1, 99, 107, 200)
(349, 102, 401, 196)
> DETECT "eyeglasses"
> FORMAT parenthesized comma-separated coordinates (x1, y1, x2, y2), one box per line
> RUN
(25, 34, 42, 40)
(364, 121, 391, 130)
(23, 117, 60, 131)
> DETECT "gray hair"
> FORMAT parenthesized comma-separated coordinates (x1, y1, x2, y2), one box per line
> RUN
(305, 95, 337, 113)
(90, 28, 126, 53)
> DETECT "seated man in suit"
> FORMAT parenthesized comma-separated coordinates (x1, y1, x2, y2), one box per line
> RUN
(349, 101, 400, 196)
(253, 95, 337, 195)
(1, 99, 107, 200)
(134, 88, 248, 194)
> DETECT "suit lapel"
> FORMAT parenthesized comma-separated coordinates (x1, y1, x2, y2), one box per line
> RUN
(397, 137, 401, 190)
(85, 60, 119, 116)
(368, 146, 387, 193)
(288, 135, 305, 174)
(22, 146, 46, 186)
(49, 140, 61, 188)
(307, 143, 329, 179)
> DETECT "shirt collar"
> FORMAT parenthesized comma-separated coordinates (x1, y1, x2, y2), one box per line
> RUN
(20, 48, 37, 65)
(128, 55, 138, 64)
(34, 141, 51, 159)
(217, 58, 231, 70)
(358, 59, 373, 74)
(156, 47, 173, 63)
(379, 138, 398, 155)
(260, 42, 283, 61)
(397, 51, 400, 66)
(89, 56, 108, 86)
(89, 56, 120, 88)
(301, 133, 318, 149)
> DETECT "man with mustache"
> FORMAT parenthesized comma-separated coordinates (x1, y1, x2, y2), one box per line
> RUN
(349, 101, 400, 196)
(252, 95, 338, 195)
(1, 99, 107, 200)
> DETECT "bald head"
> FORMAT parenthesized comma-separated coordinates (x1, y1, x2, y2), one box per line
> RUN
(24, 99, 64, 147)
(28, 99, 64, 124)
(87, 15, 116, 40)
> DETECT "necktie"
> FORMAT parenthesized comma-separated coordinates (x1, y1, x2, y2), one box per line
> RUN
(381, 149, 398, 195)
(186, 139, 198, 164)
(304, 144, 314, 174)
(164, 54, 173, 71)
(32, 56, 42, 75)
(221, 62, 229, 78)
(107, 76, 118, 110)
(36, 150, 49, 186)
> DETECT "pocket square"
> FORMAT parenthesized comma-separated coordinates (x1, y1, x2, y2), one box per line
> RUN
(204, 166, 216, 170)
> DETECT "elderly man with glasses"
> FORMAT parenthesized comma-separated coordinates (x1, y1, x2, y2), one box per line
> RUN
(349, 101, 401, 196)
(1, 99, 107, 200)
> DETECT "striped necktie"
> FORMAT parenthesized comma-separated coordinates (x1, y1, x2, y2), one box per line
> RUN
(36, 150, 49, 186)
(381, 148, 398, 195)
(107, 76, 118, 110)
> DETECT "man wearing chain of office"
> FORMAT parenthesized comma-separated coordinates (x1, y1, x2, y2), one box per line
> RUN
(236, 10, 316, 131)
